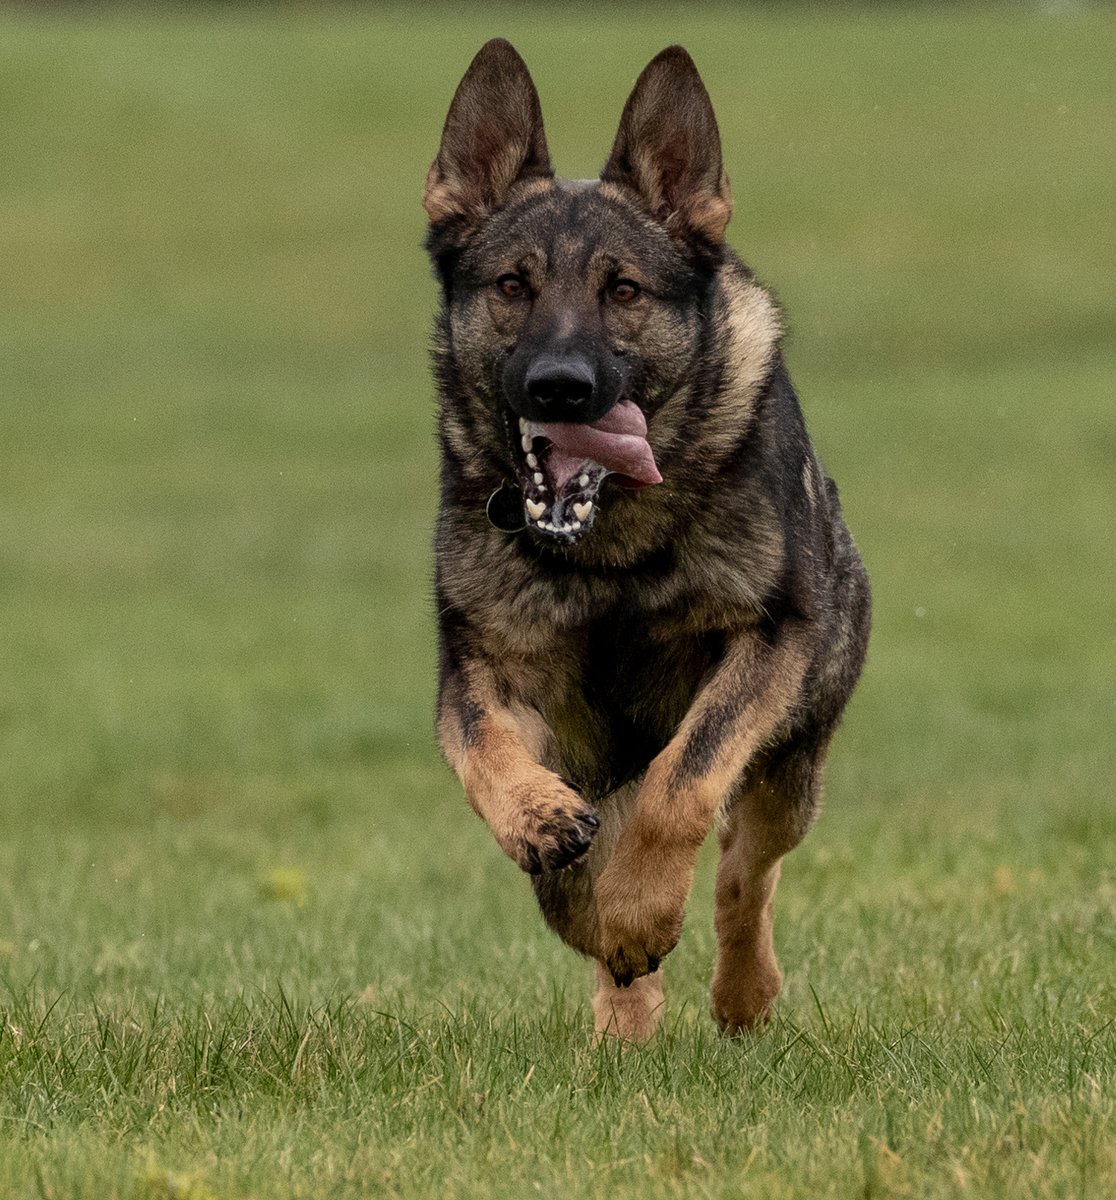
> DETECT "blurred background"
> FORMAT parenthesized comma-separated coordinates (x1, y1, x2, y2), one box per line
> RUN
(1, 4, 1114, 1195)
(1, 0, 1114, 1011)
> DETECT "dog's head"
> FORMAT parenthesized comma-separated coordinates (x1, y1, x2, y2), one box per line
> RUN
(424, 40, 733, 544)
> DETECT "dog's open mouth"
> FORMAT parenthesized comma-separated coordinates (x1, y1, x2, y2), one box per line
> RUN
(510, 400, 662, 542)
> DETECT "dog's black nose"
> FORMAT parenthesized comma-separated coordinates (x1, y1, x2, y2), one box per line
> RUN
(525, 356, 595, 414)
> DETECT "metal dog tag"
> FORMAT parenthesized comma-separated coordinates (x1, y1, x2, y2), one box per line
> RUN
(486, 483, 526, 533)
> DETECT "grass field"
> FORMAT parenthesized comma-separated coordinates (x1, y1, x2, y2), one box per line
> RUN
(1, 4, 1114, 1197)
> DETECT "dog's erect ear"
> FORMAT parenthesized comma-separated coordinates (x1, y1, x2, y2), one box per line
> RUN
(602, 46, 732, 245)
(423, 39, 552, 226)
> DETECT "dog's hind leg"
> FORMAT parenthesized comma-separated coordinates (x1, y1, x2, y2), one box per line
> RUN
(710, 737, 829, 1034)
(592, 961, 664, 1044)
(532, 784, 665, 1043)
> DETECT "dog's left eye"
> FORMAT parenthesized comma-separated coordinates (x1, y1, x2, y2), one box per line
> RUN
(609, 279, 641, 304)
(497, 274, 527, 300)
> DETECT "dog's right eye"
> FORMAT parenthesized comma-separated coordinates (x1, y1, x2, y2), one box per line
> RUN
(496, 274, 527, 300)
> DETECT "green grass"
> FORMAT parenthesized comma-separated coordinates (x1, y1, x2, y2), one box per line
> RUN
(1, 4, 1114, 1197)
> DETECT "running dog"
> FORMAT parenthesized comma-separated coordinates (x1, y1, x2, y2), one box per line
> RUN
(423, 40, 870, 1041)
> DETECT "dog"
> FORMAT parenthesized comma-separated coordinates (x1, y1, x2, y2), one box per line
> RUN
(423, 40, 870, 1042)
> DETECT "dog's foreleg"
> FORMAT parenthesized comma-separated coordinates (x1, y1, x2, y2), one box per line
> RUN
(438, 660, 599, 874)
(594, 623, 812, 985)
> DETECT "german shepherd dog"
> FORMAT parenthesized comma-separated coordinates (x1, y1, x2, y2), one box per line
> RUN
(423, 40, 870, 1042)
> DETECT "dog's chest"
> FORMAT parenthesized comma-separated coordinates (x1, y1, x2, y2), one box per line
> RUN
(540, 608, 725, 797)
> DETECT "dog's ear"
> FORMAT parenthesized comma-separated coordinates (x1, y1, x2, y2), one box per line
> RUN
(602, 46, 732, 245)
(423, 39, 552, 226)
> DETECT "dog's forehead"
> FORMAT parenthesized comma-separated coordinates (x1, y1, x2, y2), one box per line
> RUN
(470, 180, 674, 271)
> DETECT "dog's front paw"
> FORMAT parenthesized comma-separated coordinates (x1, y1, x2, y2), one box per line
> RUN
(594, 864, 685, 987)
(502, 779, 600, 875)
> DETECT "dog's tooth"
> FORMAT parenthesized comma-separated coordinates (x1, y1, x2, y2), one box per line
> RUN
(573, 501, 592, 522)
(572, 521, 582, 531)
(518, 418, 528, 434)
(536, 519, 546, 528)
(526, 499, 545, 520)
(579, 474, 589, 488)
(521, 435, 532, 452)
(526, 453, 538, 468)
(533, 472, 544, 486)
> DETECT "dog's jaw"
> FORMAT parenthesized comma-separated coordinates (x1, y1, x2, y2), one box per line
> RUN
(509, 414, 609, 543)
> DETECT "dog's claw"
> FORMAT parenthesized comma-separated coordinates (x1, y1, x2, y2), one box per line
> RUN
(599, 905, 678, 987)
(521, 805, 600, 874)
(607, 951, 660, 988)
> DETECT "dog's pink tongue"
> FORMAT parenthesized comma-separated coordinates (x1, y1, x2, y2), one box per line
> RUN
(536, 400, 662, 489)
